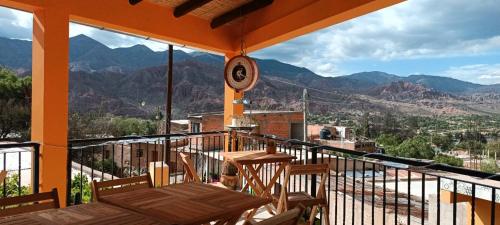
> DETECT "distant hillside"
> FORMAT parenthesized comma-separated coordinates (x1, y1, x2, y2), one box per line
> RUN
(0, 36, 31, 73)
(1, 35, 499, 117)
(371, 81, 455, 101)
(404, 75, 482, 94)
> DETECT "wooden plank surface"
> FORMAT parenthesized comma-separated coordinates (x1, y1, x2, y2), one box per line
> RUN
(0, 202, 164, 225)
(221, 151, 295, 164)
(99, 182, 270, 225)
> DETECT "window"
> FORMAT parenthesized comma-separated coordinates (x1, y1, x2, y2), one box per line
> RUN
(191, 122, 201, 133)
(136, 149, 144, 158)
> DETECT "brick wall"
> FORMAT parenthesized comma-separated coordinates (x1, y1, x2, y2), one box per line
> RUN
(192, 112, 303, 139)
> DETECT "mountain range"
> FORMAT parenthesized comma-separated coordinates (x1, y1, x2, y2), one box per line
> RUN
(1, 35, 499, 118)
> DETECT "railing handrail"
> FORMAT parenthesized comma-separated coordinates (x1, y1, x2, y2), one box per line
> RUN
(242, 132, 500, 182)
(68, 131, 227, 145)
(0, 142, 40, 150)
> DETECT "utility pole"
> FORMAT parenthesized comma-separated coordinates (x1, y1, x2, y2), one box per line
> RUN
(303, 89, 308, 142)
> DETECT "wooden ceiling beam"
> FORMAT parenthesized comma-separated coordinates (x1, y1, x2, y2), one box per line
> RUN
(129, 0, 142, 5)
(211, 0, 273, 29)
(174, 0, 213, 18)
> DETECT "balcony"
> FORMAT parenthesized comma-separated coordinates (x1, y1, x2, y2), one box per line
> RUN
(1, 0, 497, 224)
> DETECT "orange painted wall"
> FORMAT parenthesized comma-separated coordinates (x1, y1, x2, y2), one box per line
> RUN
(441, 190, 500, 225)
(31, 6, 70, 206)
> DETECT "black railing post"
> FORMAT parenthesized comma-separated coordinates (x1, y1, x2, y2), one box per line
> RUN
(66, 143, 72, 206)
(33, 143, 40, 194)
(310, 146, 317, 198)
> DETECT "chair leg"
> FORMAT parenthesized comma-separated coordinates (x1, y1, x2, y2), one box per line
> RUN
(322, 205, 330, 225)
(308, 205, 319, 225)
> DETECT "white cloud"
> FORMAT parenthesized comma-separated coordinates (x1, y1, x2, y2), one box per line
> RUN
(68, 22, 195, 52)
(0, 8, 32, 40)
(252, 0, 500, 76)
(0, 7, 189, 52)
(443, 64, 500, 84)
(69, 23, 171, 52)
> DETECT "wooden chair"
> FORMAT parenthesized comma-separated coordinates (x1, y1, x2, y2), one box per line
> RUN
(0, 188, 60, 217)
(179, 152, 228, 190)
(274, 164, 330, 225)
(179, 152, 202, 183)
(252, 204, 305, 225)
(92, 173, 153, 201)
(0, 170, 7, 185)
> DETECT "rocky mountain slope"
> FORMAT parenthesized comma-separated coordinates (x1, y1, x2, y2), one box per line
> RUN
(1, 35, 499, 117)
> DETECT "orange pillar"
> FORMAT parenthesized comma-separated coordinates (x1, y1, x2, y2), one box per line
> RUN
(31, 6, 69, 206)
(224, 52, 244, 152)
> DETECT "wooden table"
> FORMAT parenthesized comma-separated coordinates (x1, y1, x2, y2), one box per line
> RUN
(220, 150, 296, 218)
(0, 202, 164, 225)
(98, 182, 270, 225)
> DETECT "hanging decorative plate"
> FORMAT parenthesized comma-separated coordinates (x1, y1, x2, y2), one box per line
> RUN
(224, 55, 259, 92)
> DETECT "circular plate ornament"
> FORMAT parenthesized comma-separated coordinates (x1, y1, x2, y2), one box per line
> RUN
(224, 55, 259, 92)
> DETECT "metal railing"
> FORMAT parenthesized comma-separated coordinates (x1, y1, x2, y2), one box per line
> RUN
(238, 132, 500, 225)
(0, 142, 40, 198)
(65, 131, 500, 225)
(66, 131, 227, 205)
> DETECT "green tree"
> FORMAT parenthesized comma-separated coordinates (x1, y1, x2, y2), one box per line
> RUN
(433, 154, 463, 167)
(376, 133, 402, 148)
(69, 113, 158, 139)
(387, 136, 435, 159)
(0, 67, 31, 140)
(432, 133, 454, 152)
(110, 117, 157, 137)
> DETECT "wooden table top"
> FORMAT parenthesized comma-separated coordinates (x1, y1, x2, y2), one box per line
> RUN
(99, 182, 271, 225)
(221, 150, 296, 164)
(0, 202, 164, 225)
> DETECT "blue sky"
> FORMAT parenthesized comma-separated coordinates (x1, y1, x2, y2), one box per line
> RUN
(0, 0, 499, 84)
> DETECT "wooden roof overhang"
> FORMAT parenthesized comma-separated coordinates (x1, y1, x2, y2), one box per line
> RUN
(0, 0, 404, 54)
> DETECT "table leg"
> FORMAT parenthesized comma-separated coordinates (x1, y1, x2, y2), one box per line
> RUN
(241, 164, 263, 192)
(246, 165, 268, 197)
(233, 163, 263, 196)
(245, 162, 289, 219)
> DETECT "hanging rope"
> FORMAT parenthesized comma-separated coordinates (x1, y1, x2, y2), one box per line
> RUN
(239, 8, 247, 56)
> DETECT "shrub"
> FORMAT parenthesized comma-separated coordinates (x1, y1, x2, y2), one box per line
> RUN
(433, 154, 463, 167)
(71, 173, 92, 204)
(0, 173, 30, 197)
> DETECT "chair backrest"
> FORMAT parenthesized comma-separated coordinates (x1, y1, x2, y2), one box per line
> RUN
(278, 164, 329, 212)
(0, 188, 60, 218)
(0, 170, 7, 185)
(179, 152, 201, 183)
(92, 173, 153, 200)
(253, 204, 305, 225)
